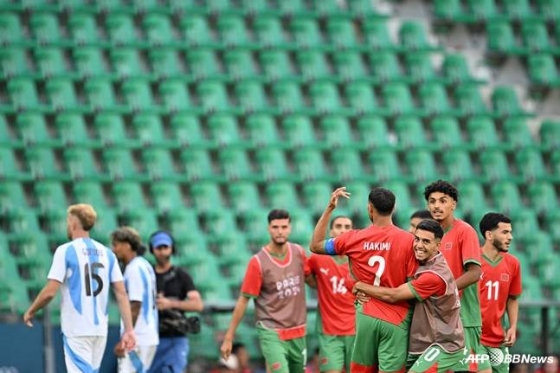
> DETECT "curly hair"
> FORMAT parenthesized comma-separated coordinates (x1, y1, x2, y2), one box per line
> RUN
(423, 180, 459, 202)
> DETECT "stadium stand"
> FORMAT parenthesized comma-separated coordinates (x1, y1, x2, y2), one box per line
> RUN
(0, 0, 559, 364)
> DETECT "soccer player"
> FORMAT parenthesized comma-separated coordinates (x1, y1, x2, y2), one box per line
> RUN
(409, 210, 432, 233)
(310, 187, 417, 373)
(23, 204, 136, 373)
(111, 227, 159, 373)
(220, 209, 309, 373)
(352, 219, 467, 373)
(308, 215, 355, 373)
(423, 180, 482, 372)
(478, 213, 521, 373)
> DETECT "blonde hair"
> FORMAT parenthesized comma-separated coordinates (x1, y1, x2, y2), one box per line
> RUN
(67, 204, 97, 231)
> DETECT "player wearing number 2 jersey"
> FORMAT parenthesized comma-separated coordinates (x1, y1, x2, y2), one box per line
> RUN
(24, 204, 136, 373)
(478, 213, 521, 373)
(308, 216, 355, 373)
(311, 187, 417, 373)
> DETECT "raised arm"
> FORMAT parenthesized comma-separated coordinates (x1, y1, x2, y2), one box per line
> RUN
(310, 187, 350, 254)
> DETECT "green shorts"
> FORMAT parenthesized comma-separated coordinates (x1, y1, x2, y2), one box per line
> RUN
(351, 307, 409, 372)
(449, 326, 484, 372)
(480, 345, 509, 373)
(257, 327, 306, 373)
(409, 346, 468, 373)
(318, 333, 355, 372)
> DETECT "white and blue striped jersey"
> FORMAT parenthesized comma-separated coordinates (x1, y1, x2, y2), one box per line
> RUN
(47, 237, 123, 337)
(122, 256, 159, 346)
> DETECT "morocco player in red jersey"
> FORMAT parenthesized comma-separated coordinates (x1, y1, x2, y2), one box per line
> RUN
(424, 180, 482, 372)
(311, 187, 417, 373)
(478, 213, 521, 373)
(308, 215, 355, 373)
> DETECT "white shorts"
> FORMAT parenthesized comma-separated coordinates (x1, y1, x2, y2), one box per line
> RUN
(118, 345, 158, 373)
(63, 335, 107, 373)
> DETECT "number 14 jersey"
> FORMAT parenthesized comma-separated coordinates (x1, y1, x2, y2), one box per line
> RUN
(330, 225, 417, 326)
(48, 237, 123, 337)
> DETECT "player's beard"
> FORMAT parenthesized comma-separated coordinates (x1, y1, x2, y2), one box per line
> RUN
(272, 236, 287, 245)
(494, 240, 509, 252)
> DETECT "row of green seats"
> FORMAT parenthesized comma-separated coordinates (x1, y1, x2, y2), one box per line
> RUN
(528, 54, 560, 86)
(488, 19, 560, 55)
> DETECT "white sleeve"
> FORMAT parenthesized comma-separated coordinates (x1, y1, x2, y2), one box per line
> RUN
(47, 246, 66, 283)
(125, 264, 144, 302)
(110, 252, 124, 283)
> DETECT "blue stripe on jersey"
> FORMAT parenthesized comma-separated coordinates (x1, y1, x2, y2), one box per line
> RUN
(140, 265, 150, 323)
(129, 350, 144, 372)
(63, 335, 96, 373)
(65, 245, 83, 314)
(83, 238, 99, 326)
(325, 238, 336, 255)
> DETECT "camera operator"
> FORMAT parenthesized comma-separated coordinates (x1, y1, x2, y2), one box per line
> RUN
(147, 231, 204, 373)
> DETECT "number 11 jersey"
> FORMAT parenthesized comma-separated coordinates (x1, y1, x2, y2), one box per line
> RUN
(48, 237, 123, 337)
(330, 224, 417, 326)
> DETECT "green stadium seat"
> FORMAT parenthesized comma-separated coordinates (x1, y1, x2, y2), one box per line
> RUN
(214, 233, 251, 266)
(293, 149, 329, 181)
(433, 0, 464, 21)
(253, 15, 289, 49)
(441, 54, 477, 85)
(538, 252, 560, 289)
(245, 113, 281, 147)
(207, 113, 243, 147)
(8, 77, 46, 112)
(73, 47, 111, 79)
(466, 117, 500, 149)
(227, 181, 261, 214)
(456, 180, 488, 215)
(25, 147, 65, 180)
(254, 148, 291, 181)
(309, 81, 344, 114)
(367, 149, 400, 182)
(119, 209, 159, 238)
(8, 208, 41, 236)
(326, 17, 359, 49)
(179, 149, 216, 181)
(296, 50, 332, 81)
(148, 48, 185, 80)
(217, 148, 254, 181)
(131, 113, 168, 147)
(141, 148, 178, 181)
(0, 181, 28, 215)
(217, 14, 253, 48)
(527, 181, 557, 215)
(509, 209, 539, 238)
(280, 114, 317, 148)
(479, 148, 511, 182)
(289, 16, 324, 49)
(329, 148, 365, 181)
(45, 77, 86, 112)
(288, 208, 314, 246)
(105, 14, 141, 47)
(93, 113, 135, 147)
(34, 181, 67, 214)
(528, 54, 560, 86)
(224, 50, 259, 81)
(234, 80, 271, 113)
(536, 0, 560, 22)
(169, 113, 208, 148)
(279, 0, 309, 17)
(63, 148, 104, 181)
(33, 47, 71, 78)
(67, 13, 101, 46)
(158, 80, 193, 113)
(0, 46, 33, 78)
(166, 210, 201, 238)
(17, 112, 57, 146)
(524, 231, 554, 266)
(196, 80, 232, 113)
(543, 210, 560, 244)
(487, 21, 520, 55)
(521, 20, 553, 53)
(404, 149, 438, 183)
(465, 0, 499, 21)
(429, 116, 463, 149)
(503, 0, 534, 21)
(258, 50, 296, 81)
(312, 0, 343, 17)
(30, 12, 66, 46)
(522, 275, 544, 302)
(491, 86, 527, 117)
(142, 13, 177, 47)
(109, 48, 149, 80)
(344, 81, 380, 115)
(348, 0, 381, 17)
(0, 13, 28, 46)
(121, 78, 159, 113)
(386, 179, 414, 223)
(90, 208, 118, 243)
(319, 115, 353, 148)
(84, 78, 125, 113)
(241, 0, 274, 15)
(265, 182, 299, 211)
(102, 149, 141, 181)
(455, 84, 489, 115)
(383, 82, 421, 116)
(302, 181, 334, 216)
(179, 15, 217, 48)
(362, 18, 395, 51)
(490, 180, 522, 214)
(202, 210, 237, 237)
(394, 115, 427, 149)
(356, 115, 391, 149)
(150, 181, 184, 213)
(442, 149, 475, 182)
(340, 180, 370, 215)
(332, 51, 368, 82)
(502, 117, 535, 148)
(404, 52, 439, 84)
(514, 147, 546, 181)
(369, 51, 404, 82)
(540, 120, 560, 149)
(111, 181, 147, 213)
(418, 82, 455, 116)
(72, 180, 109, 208)
(0, 148, 30, 181)
(398, 21, 437, 51)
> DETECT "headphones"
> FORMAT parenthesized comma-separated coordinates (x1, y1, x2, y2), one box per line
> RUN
(148, 230, 176, 255)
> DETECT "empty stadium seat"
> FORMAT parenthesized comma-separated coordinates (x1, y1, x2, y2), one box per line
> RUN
(265, 182, 300, 211)
(478, 148, 511, 181)
(292, 148, 329, 181)
(329, 148, 365, 181)
(245, 113, 281, 147)
(254, 148, 292, 181)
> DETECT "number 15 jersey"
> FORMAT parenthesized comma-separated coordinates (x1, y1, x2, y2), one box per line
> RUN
(48, 237, 123, 337)
(329, 224, 417, 326)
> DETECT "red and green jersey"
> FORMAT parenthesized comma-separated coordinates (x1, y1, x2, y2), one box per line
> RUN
(308, 254, 355, 335)
(480, 252, 522, 347)
(409, 271, 446, 300)
(440, 219, 482, 327)
(330, 224, 417, 326)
